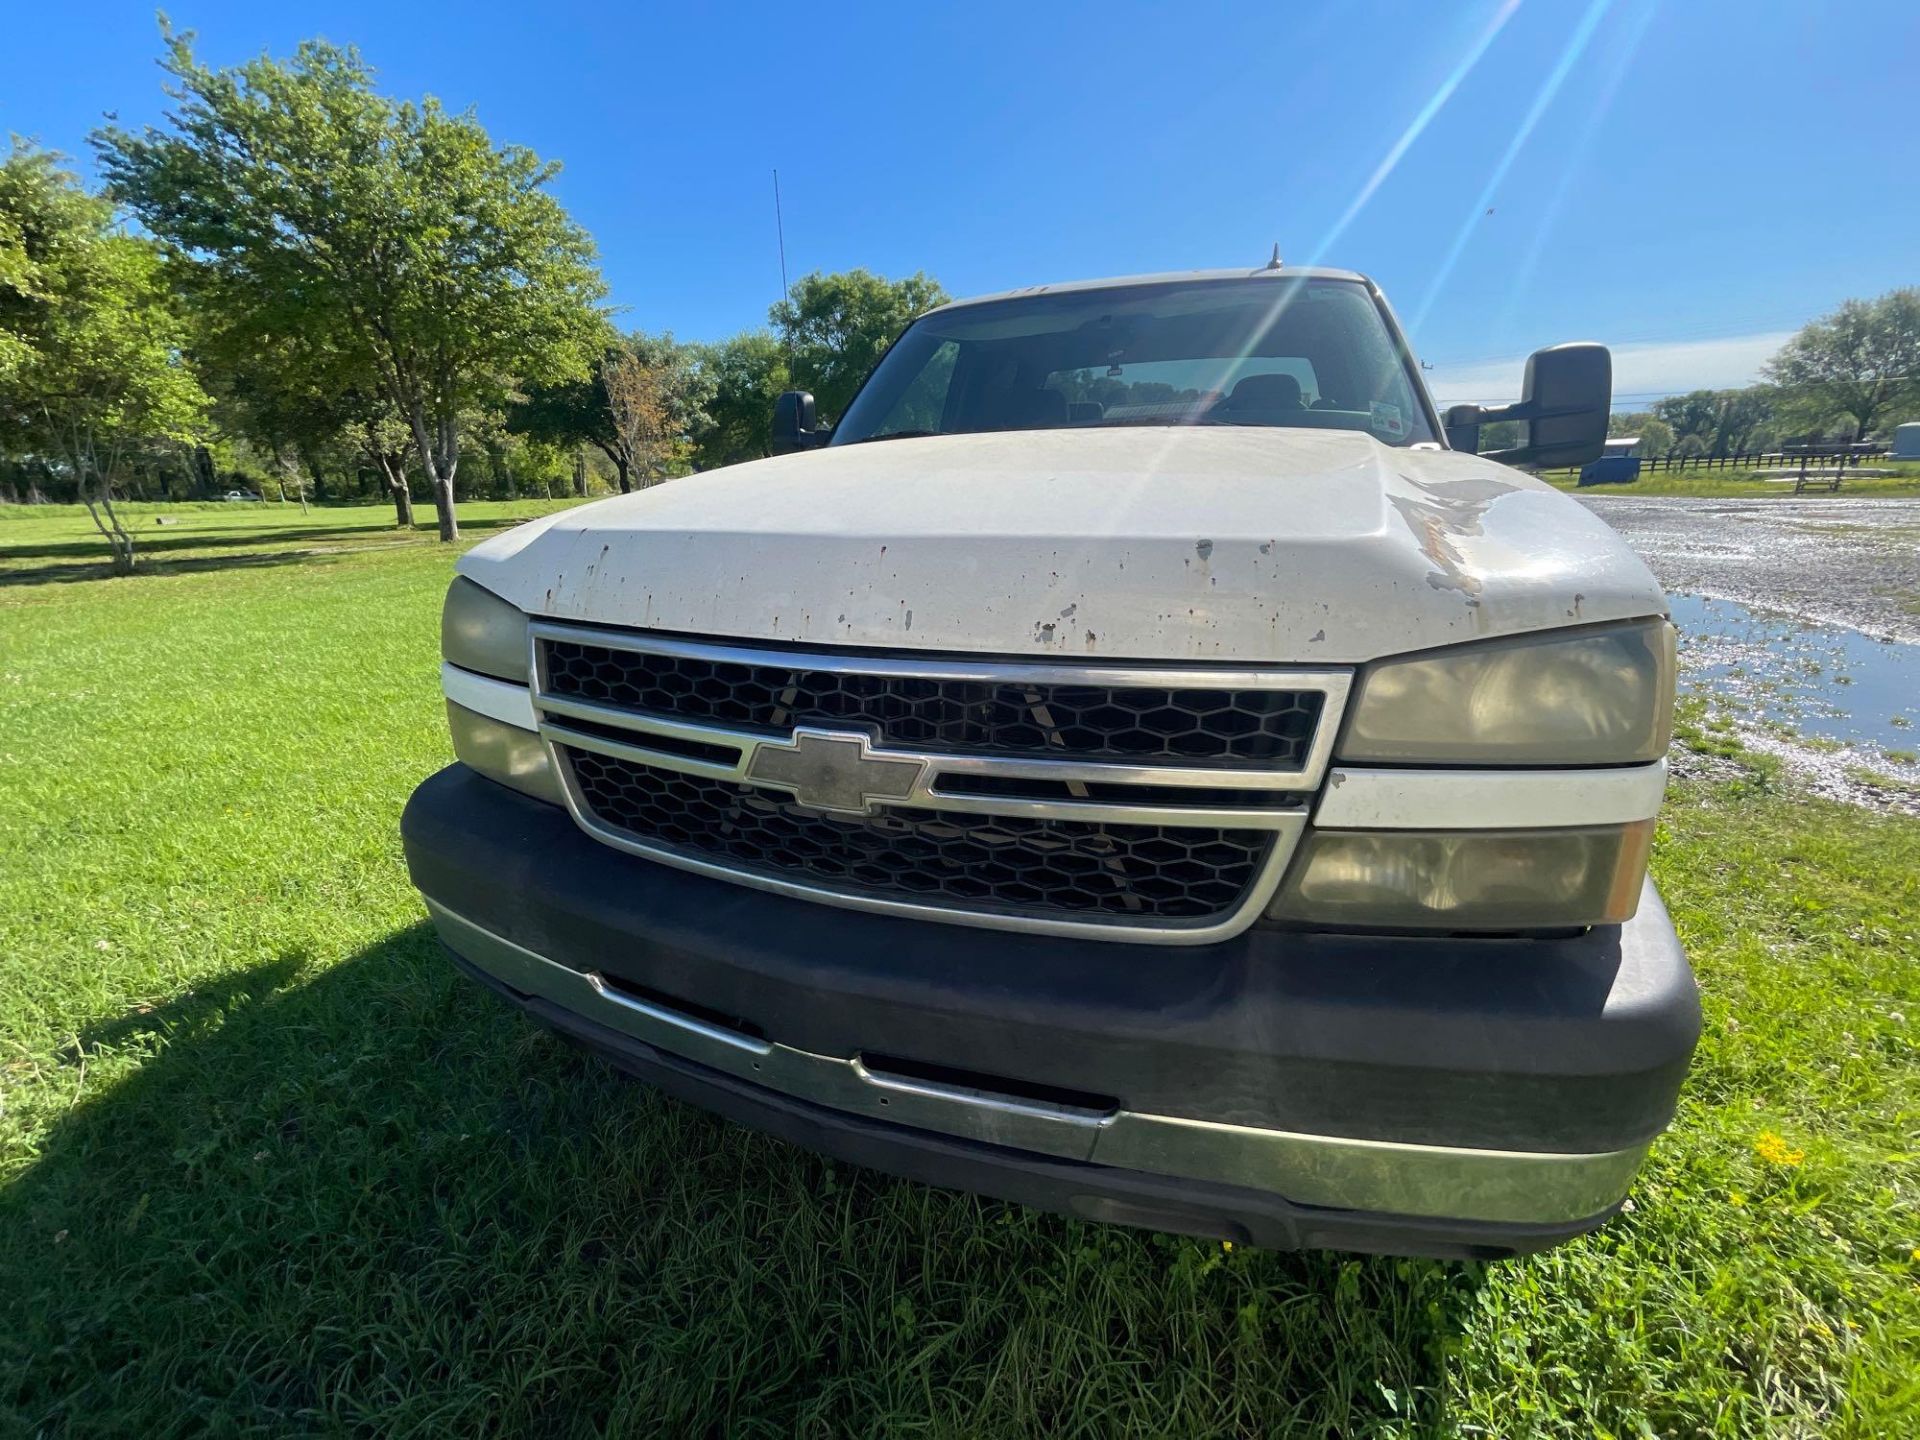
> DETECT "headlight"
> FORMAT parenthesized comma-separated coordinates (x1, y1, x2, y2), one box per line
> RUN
(442, 577, 530, 682)
(1267, 822, 1653, 930)
(447, 701, 565, 806)
(1339, 619, 1675, 765)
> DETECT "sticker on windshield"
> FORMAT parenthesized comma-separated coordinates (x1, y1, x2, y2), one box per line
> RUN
(1369, 401, 1406, 439)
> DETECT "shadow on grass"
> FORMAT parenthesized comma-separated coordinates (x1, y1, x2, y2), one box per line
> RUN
(0, 514, 549, 568)
(0, 547, 353, 587)
(1, 925, 1474, 1433)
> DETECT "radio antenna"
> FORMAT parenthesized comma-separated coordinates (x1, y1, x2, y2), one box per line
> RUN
(773, 169, 793, 350)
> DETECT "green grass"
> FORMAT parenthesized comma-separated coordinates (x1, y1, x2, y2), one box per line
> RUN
(2, 506, 1917, 1436)
(1541, 460, 1920, 499)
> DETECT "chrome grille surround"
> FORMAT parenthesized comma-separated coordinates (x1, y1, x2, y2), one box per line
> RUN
(529, 622, 1352, 946)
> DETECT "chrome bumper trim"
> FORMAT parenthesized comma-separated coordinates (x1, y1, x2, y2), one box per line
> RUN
(428, 900, 1649, 1224)
(441, 662, 537, 731)
(1315, 761, 1670, 830)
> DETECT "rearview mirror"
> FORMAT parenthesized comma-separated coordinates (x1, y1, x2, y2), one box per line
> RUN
(771, 390, 829, 456)
(1444, 342, 1610, 469)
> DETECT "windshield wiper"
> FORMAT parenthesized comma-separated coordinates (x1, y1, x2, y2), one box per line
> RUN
(847, 429, 942, 445)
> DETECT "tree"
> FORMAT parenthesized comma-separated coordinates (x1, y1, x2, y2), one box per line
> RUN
(1634, 417, 1675, 457)
(770, 269, 946, 422)
(597, 335, 715, 489)
(1650, 390, 1721, 448)
(1710, 387, 1774, 454)
(0, 142, 206, 573)
(509, 356, 620, 488)
(693, 330, 789, 469)
(97, 24, 607, 542)
(511, 330, 712, 491)
(1763, 289, 1920, 443)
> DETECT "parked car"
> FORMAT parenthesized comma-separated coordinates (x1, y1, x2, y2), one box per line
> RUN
(402, 265, 1698, 1257)
(222, 489, 261, 502)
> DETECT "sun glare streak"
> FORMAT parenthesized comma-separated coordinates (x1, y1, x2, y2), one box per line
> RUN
(1301, 0, 1524, 269)
(1408, 0, 1614, 336)
(1496, 0, 1660, 336)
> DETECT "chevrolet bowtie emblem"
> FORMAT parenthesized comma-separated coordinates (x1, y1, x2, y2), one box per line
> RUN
(744, 728, 927, 816)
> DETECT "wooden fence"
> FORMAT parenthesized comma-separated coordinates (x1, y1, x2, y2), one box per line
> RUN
(1545, 445, 1895, 481)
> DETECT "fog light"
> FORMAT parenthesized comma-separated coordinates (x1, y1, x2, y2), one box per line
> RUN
(447, 701, 565, 806)
(1267, 822, 1652, 930)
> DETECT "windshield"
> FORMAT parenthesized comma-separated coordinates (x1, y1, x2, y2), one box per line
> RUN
(832, 277, 1437, 447)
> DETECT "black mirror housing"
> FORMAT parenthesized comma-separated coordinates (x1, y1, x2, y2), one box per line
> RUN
(1445, 342, 1611, 470)
(771, 390, 825, 456)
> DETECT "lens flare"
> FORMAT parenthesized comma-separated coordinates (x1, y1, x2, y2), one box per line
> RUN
(1409, 0, 1615, 336)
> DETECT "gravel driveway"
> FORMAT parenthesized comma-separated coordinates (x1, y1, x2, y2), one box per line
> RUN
(1577, 494, 1920, 644)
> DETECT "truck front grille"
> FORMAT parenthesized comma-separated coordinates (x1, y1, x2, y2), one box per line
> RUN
(543, 638, 1323, 767)
(560, 747, 1274, 921)
(529, 623, 1349, 943)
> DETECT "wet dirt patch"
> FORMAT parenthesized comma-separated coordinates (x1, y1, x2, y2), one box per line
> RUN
(1669, 592, 1920, 815)
(1583, 495, 1920, 644)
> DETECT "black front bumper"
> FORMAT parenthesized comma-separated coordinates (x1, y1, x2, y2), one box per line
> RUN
(402, 765, 1701, 1257)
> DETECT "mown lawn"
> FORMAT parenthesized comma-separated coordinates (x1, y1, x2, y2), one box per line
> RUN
(1, 504, 1916, 1436)
(1540, 461, 1920, 499)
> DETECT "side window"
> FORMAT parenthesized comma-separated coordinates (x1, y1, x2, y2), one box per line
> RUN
(883, 339, 960, 434)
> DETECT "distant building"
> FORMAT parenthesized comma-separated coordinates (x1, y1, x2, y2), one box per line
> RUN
(1580, 437, 1643, 486)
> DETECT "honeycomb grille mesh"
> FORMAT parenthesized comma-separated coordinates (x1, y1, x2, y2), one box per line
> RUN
(542, 639, 1322, 766)
(562, 748, 1272, 921)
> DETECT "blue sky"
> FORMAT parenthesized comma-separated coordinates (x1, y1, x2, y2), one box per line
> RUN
(5, 1, 1916, 405)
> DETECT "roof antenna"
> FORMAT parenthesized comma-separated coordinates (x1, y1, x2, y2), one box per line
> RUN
(773, 169, 794, 360)
(1263, 243, 1284, 271)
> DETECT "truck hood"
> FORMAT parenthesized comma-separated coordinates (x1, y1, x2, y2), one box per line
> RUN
(459, 427, 1666, 664)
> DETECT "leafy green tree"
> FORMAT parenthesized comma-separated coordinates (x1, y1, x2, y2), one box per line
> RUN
(692, 330, 789, 469)
(1650, 388, 1774, 456)
(1634, 417, 1675, 457)
(1651, 390, 1721, 448)
(1710, 387, 1774, 454)
(509, 358, 619, 488)
(196, 316, 419, 524)
(770, 269, 946, 422)
(97, 24, 607, 541)
(0, 142, 206, 573)
(1763, 289, 1920, 443)
(511, 330, 711, 491)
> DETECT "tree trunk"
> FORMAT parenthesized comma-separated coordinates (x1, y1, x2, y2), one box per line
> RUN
(615, 454, 630, 493)
(191, 445, 216, 500)
(379, 455, 415, 528)
(80, 467, 137, 575)
(402, 406, 460, 542)
(574, 449, 588, 498)
(300, 444, 329, 502)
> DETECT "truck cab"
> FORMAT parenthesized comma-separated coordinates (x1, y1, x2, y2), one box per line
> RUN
(403, 266, 1698, 1257)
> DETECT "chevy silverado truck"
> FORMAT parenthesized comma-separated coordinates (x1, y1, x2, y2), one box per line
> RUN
(402, 267, 1699, 1258)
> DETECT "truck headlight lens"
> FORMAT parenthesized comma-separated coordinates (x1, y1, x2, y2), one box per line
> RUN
(1339, 620, 1675, 765)
(447, 702, 565, 806)
(1267, 822, 1653, 930)
(442, 577, 530, 682)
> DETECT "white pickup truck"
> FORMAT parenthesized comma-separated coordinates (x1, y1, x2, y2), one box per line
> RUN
(403, 267, 1698, 1257)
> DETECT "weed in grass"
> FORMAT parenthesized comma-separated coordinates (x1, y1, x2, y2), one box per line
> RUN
(2, 504, 1917, 1435)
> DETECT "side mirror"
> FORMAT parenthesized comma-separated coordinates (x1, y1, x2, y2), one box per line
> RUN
(771, 390, 828, 455)
(1444, 342, 1611, 469)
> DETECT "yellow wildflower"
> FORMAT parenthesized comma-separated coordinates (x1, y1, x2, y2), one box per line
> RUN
(1755, 1131, 1804, 1167)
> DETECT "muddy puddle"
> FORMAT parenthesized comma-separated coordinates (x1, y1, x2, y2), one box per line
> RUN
(1669, 592, 1920, 812)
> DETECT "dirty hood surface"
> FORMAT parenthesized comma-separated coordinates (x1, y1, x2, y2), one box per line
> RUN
(459, 427, 1666, 664)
